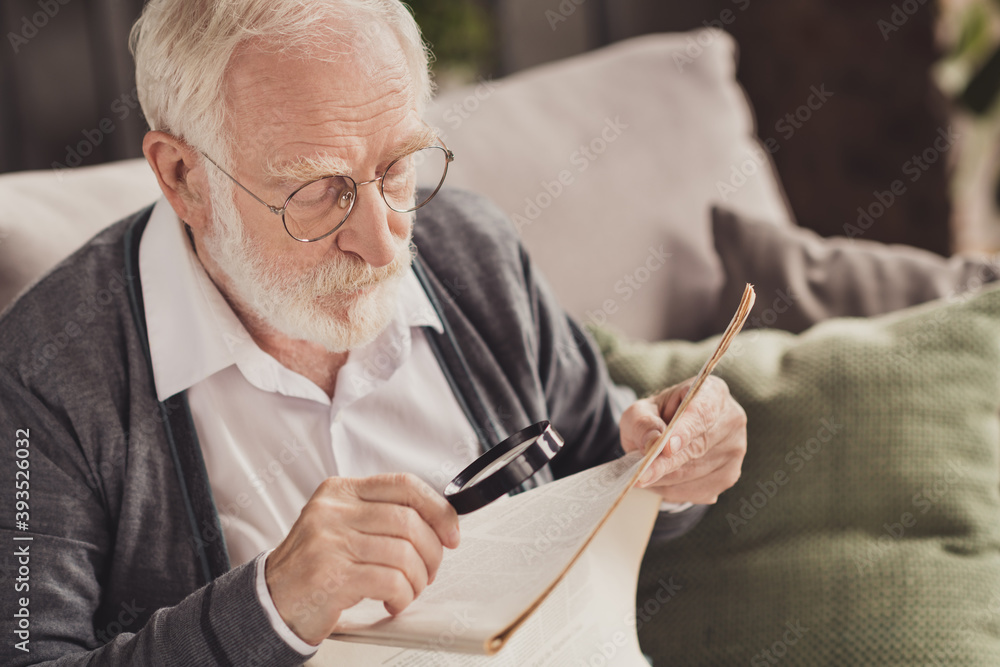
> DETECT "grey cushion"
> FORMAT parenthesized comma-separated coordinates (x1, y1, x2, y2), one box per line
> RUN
(709, 206, 1000, 335)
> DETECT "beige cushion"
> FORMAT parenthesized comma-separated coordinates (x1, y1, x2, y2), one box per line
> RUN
(0, 160, 161, 310)
(709, 206, 1000, 334)
(424, 31, 793, 341)
(0, 31, 792, 341)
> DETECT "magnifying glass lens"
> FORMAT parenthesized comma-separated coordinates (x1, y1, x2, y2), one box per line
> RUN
(444, 422, 564, 514)
(465, 436, 540, 487)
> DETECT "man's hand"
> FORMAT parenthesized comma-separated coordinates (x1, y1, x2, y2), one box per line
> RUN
(620, 376, 747, 504)
(265, 473, 460, 646)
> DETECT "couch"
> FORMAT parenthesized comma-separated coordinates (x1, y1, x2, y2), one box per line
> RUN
(3, 30, 1000, 666)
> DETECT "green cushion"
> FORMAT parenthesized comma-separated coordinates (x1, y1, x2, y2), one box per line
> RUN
(591, 285, 1000, 666)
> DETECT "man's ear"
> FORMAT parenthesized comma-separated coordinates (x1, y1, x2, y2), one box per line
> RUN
(142, 131, 211, 231)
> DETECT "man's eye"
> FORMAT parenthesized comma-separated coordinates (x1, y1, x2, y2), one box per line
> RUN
(383, 159, 414, 190)
(290, 176, 350, 208)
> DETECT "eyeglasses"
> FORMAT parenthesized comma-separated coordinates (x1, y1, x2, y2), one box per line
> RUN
(200, 140, 455, 243)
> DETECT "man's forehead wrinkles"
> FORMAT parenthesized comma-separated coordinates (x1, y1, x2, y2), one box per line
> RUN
(261, 100, 424, 157)
(248, 89, 412, 137)
(228, 72, 413, 139)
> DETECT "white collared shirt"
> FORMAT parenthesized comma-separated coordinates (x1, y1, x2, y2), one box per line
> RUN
(139, 199, 481, 654)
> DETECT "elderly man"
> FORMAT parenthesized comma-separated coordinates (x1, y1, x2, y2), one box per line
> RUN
(0, 1, 746, 665)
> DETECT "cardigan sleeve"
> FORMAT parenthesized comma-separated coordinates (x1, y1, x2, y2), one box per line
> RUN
(0, 372, 307, 667)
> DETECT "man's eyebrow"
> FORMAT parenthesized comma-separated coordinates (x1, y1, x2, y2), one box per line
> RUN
(263, 127, 441, 185)
(264, 153, 352, 184)
(384, 126, 441, 163)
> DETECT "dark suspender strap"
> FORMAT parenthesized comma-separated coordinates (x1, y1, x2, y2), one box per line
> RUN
(413, 257, 547, 496)
(123, 210, 231, 583)
(412, 257, 505, 451)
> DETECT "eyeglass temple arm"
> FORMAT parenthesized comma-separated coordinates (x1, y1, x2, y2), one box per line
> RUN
(200, 152, 285, 215)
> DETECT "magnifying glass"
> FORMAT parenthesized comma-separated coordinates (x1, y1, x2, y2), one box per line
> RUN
(444, 421, 565, 514)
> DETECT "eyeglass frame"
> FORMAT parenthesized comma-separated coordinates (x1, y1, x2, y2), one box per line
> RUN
(198, 137, 455, 243)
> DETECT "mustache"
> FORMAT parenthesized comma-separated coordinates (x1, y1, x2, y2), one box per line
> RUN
(289, 239, 417, 296)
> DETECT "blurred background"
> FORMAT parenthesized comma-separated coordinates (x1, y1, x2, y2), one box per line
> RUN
(2, 0, 1000, 254)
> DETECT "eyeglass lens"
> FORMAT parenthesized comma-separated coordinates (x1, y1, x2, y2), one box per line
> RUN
(282, 145, 451, 242)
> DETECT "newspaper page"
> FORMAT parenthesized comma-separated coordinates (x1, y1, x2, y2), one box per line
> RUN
(308, 487, 662, 666)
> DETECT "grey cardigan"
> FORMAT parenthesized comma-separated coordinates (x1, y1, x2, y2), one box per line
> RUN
(0, 189, 703, 666)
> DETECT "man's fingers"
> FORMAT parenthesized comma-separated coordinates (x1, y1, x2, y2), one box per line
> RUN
(620, 398, 667, 454)
(653, 419, 746, 486)
(355, 502, 445, 585)
(350, 473, 460, 549)
(347, 533, 431, 598)
(647, 449, 732, 490)
(655, 376, 727, 454)
(653, 380, 688, 420)
(645, 457, 743, 504)
(340, 563, 417, 617)
(621, 378, 703, 457)
(269, 475, 463, 644)
(638, 430, 704, 484)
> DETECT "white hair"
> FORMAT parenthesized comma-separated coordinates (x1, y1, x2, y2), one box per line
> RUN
(130, 0, 433, 167)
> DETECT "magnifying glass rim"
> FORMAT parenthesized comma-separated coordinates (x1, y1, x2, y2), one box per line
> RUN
(444, 421, 564, 514)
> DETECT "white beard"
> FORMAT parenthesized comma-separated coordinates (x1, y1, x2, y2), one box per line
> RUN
(201, 171, 414, 353)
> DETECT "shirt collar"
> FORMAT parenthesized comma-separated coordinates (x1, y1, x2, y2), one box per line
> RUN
(138, 198, 442, 402)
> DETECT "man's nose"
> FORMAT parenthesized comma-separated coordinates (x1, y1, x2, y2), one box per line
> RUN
(334, 180, 401, 268)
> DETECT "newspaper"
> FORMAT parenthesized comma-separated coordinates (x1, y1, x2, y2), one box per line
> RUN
(308, 284, 756, 662)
